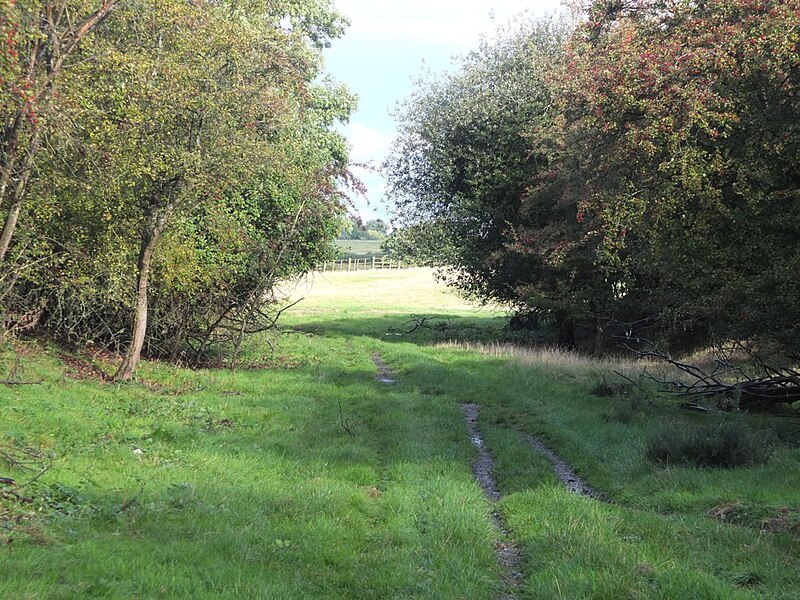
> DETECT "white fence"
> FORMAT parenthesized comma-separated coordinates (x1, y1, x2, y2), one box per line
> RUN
(317, 256, 406, 272)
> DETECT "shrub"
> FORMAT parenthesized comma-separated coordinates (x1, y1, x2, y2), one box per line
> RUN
(645, 418, 777, 468)
(602, 397, 642, 425)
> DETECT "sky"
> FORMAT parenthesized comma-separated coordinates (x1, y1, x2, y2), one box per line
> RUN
(323, 0, 565, 224)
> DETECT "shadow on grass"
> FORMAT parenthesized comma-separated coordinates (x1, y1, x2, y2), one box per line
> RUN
(286, 314, 517, 346)
(0, 355, 509, 599)
(5, 333, 799, 599)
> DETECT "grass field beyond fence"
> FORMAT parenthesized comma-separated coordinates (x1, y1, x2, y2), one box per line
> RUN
(1, 268, 798, 599)
(334, 238, 384, 258)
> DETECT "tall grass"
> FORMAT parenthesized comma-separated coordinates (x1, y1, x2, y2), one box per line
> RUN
(436, 341, 646, 375)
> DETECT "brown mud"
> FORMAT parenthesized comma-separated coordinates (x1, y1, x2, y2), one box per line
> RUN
(461, 403, 522, 600)
(371, 353, 397, 384)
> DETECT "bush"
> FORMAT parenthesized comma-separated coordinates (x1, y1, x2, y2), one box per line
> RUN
(602, 397, 643, 425)
(645, 418, 777, 468)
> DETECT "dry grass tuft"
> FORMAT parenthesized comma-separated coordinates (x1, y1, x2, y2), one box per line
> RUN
(434, 341, 654, 381)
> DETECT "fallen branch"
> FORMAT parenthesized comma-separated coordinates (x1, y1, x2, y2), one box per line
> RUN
(13, 464, 50, 491)
(0, 464, 50, 504)
(627, 341, 800, 410)
(403, 316, 431, 334)
(338, 400, 354, 439)
(612, 369, 650, 396)
(0, 444, 46, 472)
(117, 482, 145, 514)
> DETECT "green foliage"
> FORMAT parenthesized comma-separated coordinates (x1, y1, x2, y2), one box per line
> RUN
(559, 0, 800, 350)
(1, 0, 355, 365)
(381, 222, 454, 266)
(387, 1, 800, 353)
(338, 217, 388, 240)
(386, 17, 575, 304)
(645, 418, 778, 468)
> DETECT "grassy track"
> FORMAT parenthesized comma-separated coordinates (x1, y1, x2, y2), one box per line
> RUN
(1, 268, 798, 598)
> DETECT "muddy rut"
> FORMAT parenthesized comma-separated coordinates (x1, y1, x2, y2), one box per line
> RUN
(461, 403, 522, 600)
(522, 433, 599, 499)
(371, 353, 397, 384)
(460, 404, 601, 598)
(371, 355, 598, 598)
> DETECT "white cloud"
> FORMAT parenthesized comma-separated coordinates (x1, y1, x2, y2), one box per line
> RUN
(336, 0, 563, 48)
(346, 123, 394, 164)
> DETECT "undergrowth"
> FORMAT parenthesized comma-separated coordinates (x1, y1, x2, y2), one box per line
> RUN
(645, 417, 778, 468)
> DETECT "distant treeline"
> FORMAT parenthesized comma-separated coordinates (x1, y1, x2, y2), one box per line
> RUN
(338, 217, 389, 241)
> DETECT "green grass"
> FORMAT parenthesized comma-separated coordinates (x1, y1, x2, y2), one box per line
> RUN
(334, 239, 384, 258)
(1, 268, 798, 598)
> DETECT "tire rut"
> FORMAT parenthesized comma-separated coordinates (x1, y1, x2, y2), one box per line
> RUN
(461, 403, 522, 600)
(371, 353, 397, 384)
(521, 433, 600, 499)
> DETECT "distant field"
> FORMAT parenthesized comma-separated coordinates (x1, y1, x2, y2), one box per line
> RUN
(334, 238, 384, 257)
(286, 267, 491, 316)
(280, 267, 508, 341)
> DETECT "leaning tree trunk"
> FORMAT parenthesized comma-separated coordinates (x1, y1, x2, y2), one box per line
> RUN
(0, 131, 40, 263)
(0, 112, 26, 210)
(114, 215, 167, 381)
(0, 0, 119, 264)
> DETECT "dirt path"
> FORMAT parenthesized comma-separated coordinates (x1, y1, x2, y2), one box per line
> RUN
(371, 353, 397, 384)
(522, 433, 600, 499)
(461, 403, 522, 600)
(371, 355, 597, 598)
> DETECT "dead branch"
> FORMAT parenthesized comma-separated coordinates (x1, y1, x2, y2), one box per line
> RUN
(627, 340, 800, 410)
(116, 482, 145, 514)
(0, 444, 46, 472)
(338, 400, 354, 439)
(404, 316, 431, 333)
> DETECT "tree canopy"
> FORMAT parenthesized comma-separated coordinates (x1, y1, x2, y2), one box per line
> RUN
(0, 0, 356, 375)
(386, 0, 800, 353)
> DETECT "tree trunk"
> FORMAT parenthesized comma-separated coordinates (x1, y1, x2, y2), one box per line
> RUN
(557, 311, 576, 349)
(0, 112, 26, 206)
(0, 130, 40, 263)
(0, 202, 23, 264)
(113, 218, 164, 381)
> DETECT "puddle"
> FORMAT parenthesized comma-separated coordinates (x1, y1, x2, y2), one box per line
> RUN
(371, 353, 397, 384)
(461, 403, 522, 599)
(522, 433, 600, 499)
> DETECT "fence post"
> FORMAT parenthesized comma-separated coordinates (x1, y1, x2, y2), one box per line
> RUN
(398, 259, 402, 269)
